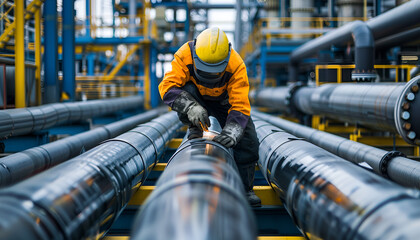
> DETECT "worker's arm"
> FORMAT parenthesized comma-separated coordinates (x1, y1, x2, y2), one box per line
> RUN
(158, 49, 210, 130)
(158, 53, 190, 108)
(226, 62, 251, 128)
(213, 63, 250, 148)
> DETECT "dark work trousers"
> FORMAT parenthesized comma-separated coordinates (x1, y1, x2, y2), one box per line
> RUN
(178, 82, 260, 192)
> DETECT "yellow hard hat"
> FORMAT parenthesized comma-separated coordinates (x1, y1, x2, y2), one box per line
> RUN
(192, 27, 231, 84)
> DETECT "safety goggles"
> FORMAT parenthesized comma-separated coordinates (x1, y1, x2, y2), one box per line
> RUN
(192, 40, 231, 84)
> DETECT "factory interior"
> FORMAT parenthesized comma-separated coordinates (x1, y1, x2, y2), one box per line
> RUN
(1, 0, 420, 239)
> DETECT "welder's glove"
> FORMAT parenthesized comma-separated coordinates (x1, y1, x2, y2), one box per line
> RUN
(172, 91, 210, 130)
(213, 122, 244, 148)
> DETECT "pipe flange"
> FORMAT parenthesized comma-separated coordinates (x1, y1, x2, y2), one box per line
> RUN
(394, 76, 420, 145)
(286, 82, 305, 116)
(379, 151, 406, 178)
(351, 71, 377, 82)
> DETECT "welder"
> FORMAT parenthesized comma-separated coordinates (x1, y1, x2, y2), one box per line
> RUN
(158, 27, 261, 207)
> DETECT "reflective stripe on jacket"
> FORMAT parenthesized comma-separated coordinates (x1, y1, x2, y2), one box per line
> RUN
(158, 41, 251, 128)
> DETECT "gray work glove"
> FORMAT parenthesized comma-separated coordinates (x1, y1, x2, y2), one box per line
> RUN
(172, 91, 210, 130)
(186, 103, 210, 130)
(213, 122, 244, 148)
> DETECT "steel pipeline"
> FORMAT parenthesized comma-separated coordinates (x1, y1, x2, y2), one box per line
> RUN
(253, 117, 420, 240)
(251, 76, 420, 145)
(252, 110, 420, 189)
(0, 95, 143, 138)
(131, 119, 257, 240)
(0, 112, 181, 239)
(0, 107, 167, 188)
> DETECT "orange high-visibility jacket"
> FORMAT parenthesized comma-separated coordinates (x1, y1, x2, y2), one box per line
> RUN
(159, 41, 251, 128)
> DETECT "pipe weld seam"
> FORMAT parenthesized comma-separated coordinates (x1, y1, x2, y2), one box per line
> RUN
(126, 130, 160, 167)
(379, 151, 406, 178)
(101, 139, 148, 183)
(143, 174, 248, 209)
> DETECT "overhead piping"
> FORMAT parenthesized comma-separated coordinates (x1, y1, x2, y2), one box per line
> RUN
(376, 27, 420, 49)
(291, 21, 376, 82)
(289, 0, 420, 82)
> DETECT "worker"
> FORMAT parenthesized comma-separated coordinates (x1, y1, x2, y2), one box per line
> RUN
(158, 27, 261, 207)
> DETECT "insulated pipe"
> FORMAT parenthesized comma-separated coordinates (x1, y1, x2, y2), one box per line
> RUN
(290, 0, 420, 82)
(251, 77, 420, 145)
(376, 27, 420, 49)
(0, 96, 143, 139)
(366, 0, 420, 39)
(0, 107, 166, 188)
(252, 110, 420, 189)
(253, 118, 420, 239)
(290, 21, 376, 81)
(411, 67, 420, 78)
(131, 121, 257, 240)
(0, 112, 181, 240)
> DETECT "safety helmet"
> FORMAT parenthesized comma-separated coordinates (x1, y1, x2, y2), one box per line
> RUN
(192, 27, 231, 84)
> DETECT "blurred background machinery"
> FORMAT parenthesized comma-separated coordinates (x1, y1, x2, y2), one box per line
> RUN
(1, 0, 420, 240)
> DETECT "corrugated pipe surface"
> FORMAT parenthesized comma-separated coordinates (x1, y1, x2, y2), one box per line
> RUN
(253, 117, 420, 240)
(0, 95, 143, 138)
(252, 110, 420, 189)
(0, 112, 181, 239)
(131, 120, 257, 240)
(0, 107, 166, 188)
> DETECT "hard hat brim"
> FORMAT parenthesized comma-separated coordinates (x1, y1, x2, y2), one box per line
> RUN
(192, 42, 231, 74)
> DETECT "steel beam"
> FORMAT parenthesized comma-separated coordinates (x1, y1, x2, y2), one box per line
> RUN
(0, 107, 166, 188)
(62, 0, 76, 101)
(131, 119, 256, 240)
(15, 0, 25, 108)
(0, 112, 181, 239)
(251, 76, 420, 145)
(253, 117, 420, 239)
(43, 0, 59, 103)
(0, 96, 144, 138)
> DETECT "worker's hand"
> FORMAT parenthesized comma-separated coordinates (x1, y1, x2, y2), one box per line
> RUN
(213, 122, 244, 148)
(187, 103, 210, 131)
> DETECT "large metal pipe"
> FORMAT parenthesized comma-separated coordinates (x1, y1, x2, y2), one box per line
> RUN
(0, 96, 143, 139)
(0, 107, 166, 188)
(376, 27, 420, 49)
(131, 120, 257, 240)
(290, 0, 420, 81)
(291, 21, 375, 81)
(253, 117, 420, 239)
(0, 112, 181, 239)
(251, 76, 420, 145)
(252, 110, 420, 189)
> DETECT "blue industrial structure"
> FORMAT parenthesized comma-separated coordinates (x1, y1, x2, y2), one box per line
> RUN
(0, 0, 420, 239)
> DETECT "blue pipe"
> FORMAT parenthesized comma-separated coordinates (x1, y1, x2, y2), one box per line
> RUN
(62, 0, 75, 101)
(43, 0, 59, 103)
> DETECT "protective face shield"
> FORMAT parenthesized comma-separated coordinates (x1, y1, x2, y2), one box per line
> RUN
(192, 27, 231, 84)
(192, 41, 231, 84)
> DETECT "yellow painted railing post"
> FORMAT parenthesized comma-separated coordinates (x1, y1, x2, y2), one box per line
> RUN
(143, 44, 151, 109)
(15, 0, 25, 108)
(35, 8, 41, 105)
